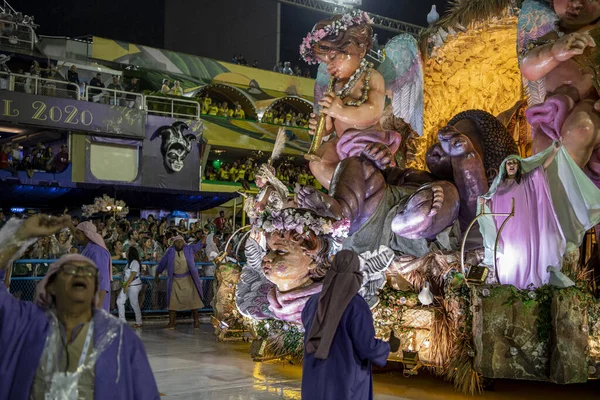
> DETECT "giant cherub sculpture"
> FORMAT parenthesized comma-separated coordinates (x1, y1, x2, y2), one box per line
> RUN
(519, 0, 600, 187)
(236, 126, 491, 325)
(301, 10, 423, 189)
(235, 208, 395, 324)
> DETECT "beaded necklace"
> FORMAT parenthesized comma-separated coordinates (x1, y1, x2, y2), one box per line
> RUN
(333, 58, 374, 107)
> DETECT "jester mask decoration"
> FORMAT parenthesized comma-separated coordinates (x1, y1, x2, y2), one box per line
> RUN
(152, 121, 199, 172)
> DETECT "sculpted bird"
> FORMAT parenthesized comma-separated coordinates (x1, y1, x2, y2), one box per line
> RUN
(427, 5, 440, 25)
(418, 281, 434, 306)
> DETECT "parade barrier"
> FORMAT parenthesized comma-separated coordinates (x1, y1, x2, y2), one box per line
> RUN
(9, 259, 215, 313)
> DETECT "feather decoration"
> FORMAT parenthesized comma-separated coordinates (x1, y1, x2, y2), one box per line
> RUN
(269, 127, 287, 165)
(380, 34, 424, 136)
(524, 77, 546, 106)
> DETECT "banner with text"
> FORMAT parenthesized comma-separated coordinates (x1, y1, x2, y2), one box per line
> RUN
(0, 90, 145, 137)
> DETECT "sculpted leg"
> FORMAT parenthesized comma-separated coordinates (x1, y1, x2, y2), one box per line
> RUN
(560, 100, 600, 170)
(308, 138, 340, 190)
(299, 156, 386, 233)
(391, 181, 459, 240)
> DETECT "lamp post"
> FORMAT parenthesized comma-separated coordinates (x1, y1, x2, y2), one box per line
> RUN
(105, 204, 123, 218)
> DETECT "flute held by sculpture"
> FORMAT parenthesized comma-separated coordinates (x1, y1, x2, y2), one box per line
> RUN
(304, 77, 335, 161)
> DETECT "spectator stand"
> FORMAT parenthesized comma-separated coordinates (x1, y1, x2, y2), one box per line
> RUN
(255, 96, 313, 127)
(0, 4, 38, 52)
(145, 94, 200, 119)
(196, 83, 258, 122)
(0, 70, 79, 99)
(8, 259, 217, 314)
(85, 81, 143, 109)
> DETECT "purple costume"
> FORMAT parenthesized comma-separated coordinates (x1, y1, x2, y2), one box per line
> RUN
(0, 282, 159, 399)
(480, 144, 600, 288)
(81, 242, 111, 312)
(155, 242, 204, 308)
(301, 293, 390, 400)
(488, 167, 564, 288)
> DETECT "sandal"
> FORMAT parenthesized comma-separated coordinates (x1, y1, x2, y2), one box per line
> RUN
(132, 324, 142, 329)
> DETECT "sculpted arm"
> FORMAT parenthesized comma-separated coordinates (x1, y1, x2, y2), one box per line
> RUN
(521, 32, 595, 82)
(319, 72, 385, 129)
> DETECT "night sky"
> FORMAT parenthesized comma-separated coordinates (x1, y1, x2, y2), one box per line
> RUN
(20, 0, 449, 67)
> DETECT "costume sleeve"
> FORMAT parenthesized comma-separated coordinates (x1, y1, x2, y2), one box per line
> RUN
(188, 242, 204, 254)
(97, 249, 111, 294)
(128, 332, 161, 400)
(0, 282, 45, 343)
(155, 249, 171, 275)
(348, 297, 390, 367)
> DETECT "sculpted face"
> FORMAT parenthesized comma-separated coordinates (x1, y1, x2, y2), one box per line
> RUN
(315, 40, 364, 80)
(554, 0, 600, 29)
(166, 147, 188, 172)
(262, 231, 314, 292)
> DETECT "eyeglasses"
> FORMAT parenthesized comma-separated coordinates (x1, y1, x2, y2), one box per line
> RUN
(60, 264, 98, 278)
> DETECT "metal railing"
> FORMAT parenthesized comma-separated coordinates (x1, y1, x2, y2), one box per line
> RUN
(8, 259, 216, 313)
(145, 95, 201, 119)
(84, 85, 143, 109)
(0, 71, 201, 117)
(0, 71, 80, 100)
(0, 17, 36, 50)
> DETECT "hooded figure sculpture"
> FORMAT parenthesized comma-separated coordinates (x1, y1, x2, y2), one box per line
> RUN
(152, 121, 198, 172)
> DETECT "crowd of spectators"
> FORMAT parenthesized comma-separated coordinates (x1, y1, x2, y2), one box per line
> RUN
(5, 60, 143, 107)
(0, 210, 239, 275)
(262, 105, 308, 127)
(200, 96, 310, 128)
(231, 53, 311, 77)
(0, 142, 70, 178)
(204, 159, 323, 190)
(200, 96, 246, 119)
(231, 54, 260, 69)
(0, 10, 37, 48)
(273, 61, 311, 78)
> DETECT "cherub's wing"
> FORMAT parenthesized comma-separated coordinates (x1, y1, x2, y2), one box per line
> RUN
(517, 0, 559, 106)
(235, 237, 275, 320)
(313, 63, 331, 114)
(378, 34, 424, 136)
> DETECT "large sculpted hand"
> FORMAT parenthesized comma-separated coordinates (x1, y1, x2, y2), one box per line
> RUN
(363, 142, 395, 169)
(551, 32, 595, 62)
(297, 186, 342, 219)
(16, 214, 72, 241)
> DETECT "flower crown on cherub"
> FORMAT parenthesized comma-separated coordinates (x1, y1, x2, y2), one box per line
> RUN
(300, 9, 374, 65)
(255, 208, 350, 239)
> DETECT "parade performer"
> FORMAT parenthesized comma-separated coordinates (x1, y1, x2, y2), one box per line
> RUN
(0, 215, 159, 400)
(301, 250, 399, 400)
(479, 141, 600, 288)
(72, 220, 112, 311)
(155, 235, 205, 329)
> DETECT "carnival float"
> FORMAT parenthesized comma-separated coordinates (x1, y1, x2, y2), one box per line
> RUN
(211, 0, 600, 394)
